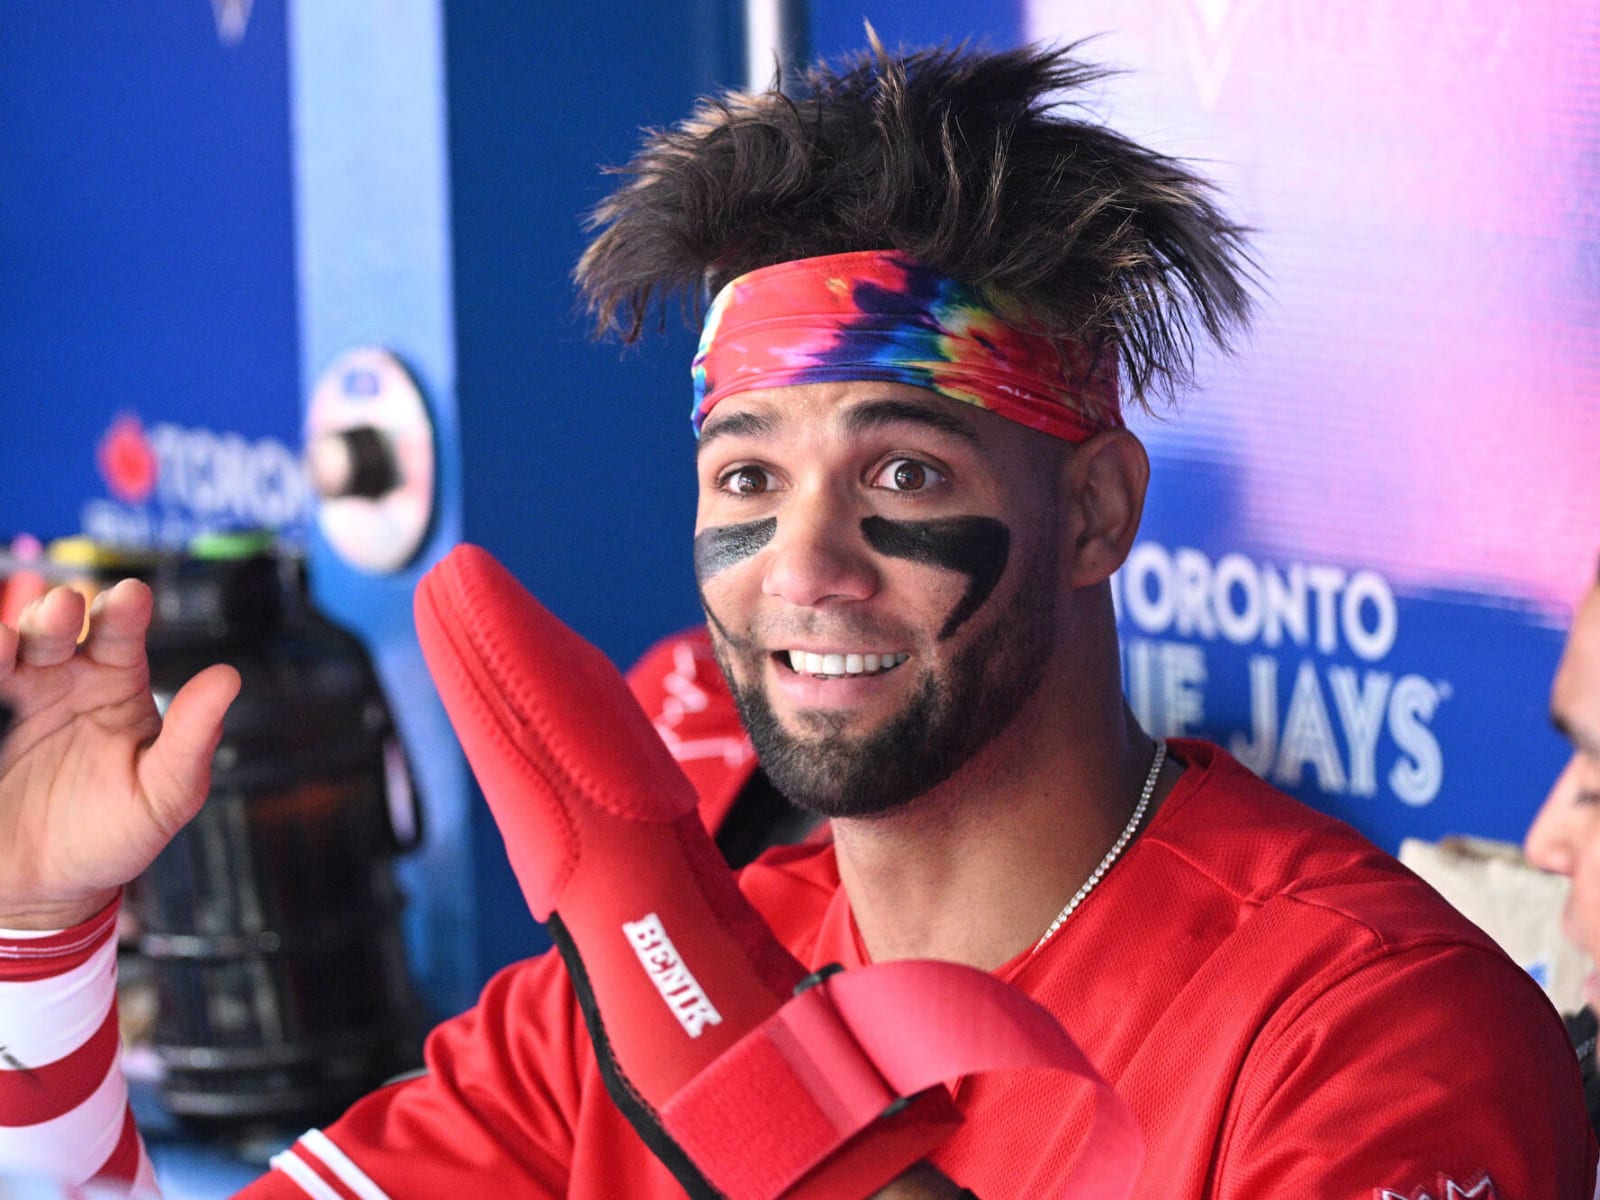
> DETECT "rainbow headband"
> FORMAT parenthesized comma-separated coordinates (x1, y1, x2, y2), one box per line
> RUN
(690, 249, 1121, 442)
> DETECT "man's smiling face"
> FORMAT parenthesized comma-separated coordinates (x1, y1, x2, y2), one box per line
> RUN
(692, 380, 1068, 818)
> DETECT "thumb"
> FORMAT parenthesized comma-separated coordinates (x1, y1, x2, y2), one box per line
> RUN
(139, 663, 242, 833)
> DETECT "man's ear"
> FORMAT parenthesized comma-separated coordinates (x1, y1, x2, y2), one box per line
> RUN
(1062, 428, 1149, 588)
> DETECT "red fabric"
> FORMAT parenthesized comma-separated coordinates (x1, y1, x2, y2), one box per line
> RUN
(286, 1145, 366, 1200)
(240, 740, 1598, 1199)
(0, 900, 118, 982)
(823, 961, 1142, 1198)
(0, 1001, 120, 1125)
(662, 961, 1140, 1200)
(624, 626, 757, 838)
(88, 1104, 142, 1185)
(230, 1165, 306, 1200)
(414, 548, 809, 1075)
(690, 250, 1120, 442)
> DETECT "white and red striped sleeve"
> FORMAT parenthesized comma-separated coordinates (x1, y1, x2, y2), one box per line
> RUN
(0, 899, 159, 1195)
(258, 1129, 400, 1200)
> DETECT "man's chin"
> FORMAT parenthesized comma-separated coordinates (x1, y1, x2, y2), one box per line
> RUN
(745, 709, 940, 819)
(769, 703, 892, 744)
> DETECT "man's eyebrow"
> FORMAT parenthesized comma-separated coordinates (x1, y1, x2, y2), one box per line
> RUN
(696, 409, 777, 456)
(840, 398, 979, 443)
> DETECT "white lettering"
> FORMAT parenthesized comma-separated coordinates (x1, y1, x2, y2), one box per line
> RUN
(185, 428, 225, 514)
(621, 913, 722, 1038)
(1341, 570, 1398, 662)
(1388, 676, 1444, 806)
(1229, 654, 1279, 776)
(149, 424, 186, 508)
(1122, 543, 1175, 634)
(1327, 667, 1391, 797)
(80, 500, 152, 547)
(1158, 641, 1207, 737)
(1173, 547, 1216, 639)
(1262, 563, 1308, 649)
(1274, 660, 1347, 792)
(1305, 565, 1346, 655)
(1212, 553, 1262, 645)
(248, 440, 308, 525)
(1116, 546, 1395, 660)
(1114, 544, 1451, 814)
(144, 422, 309, 527)
(1126, 638, 1156, 731)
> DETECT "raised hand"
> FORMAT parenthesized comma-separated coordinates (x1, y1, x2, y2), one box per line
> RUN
(0, 580, 240, 930)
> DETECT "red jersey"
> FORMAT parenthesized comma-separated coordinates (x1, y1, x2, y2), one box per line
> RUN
(252, 739, 1596, 1199)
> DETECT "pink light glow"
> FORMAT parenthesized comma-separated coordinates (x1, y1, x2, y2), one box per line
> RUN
(1027, 0, 1600, 613)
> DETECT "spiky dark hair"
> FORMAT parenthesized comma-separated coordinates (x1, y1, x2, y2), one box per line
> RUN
(576, 37, 1257, 406)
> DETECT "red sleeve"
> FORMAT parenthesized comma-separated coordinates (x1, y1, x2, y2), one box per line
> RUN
(239, 950, 586, 1199)
(1218, 940, 1598, 1198)
(624, 626, 756, 836)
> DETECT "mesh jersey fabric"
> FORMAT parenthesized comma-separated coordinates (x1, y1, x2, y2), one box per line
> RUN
(245, 739, 1598, 1199)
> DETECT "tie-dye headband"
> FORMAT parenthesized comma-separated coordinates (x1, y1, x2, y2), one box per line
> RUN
(690, 249, 1120, 442)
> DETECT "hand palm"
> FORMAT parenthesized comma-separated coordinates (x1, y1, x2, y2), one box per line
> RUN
(0, 581, 239, 927)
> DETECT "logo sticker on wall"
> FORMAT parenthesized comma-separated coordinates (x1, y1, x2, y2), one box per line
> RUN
(83, 411, 310, 548)
(1115, 541, 1450, 808)
(96, 414, 159, 505)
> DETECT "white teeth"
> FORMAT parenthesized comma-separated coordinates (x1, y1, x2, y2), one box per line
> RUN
(785, 649, 907, 677)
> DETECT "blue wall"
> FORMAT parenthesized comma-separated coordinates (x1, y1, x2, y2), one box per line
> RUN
(0, 2, 302, 542)
(810, 0, 1021, 58)
(286, 4, 742, 998)
(2, 1, 739, 1018)
(439, 2, 741, 987)
(289, 2, 741, 1005)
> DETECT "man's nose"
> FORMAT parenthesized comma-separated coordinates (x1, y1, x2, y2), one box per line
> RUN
(1524, 755, 1581, 876)
(760, 489, 878, 608)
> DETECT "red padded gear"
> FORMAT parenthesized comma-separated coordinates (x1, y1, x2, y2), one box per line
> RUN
(414, 545, 1141, 1200)
(624, 627, 757, 837)
(416, 548, 811, 1070)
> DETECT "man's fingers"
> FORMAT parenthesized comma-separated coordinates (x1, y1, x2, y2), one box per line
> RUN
(139, 663, 242, 831)
(79, 579, 155, 669)
(15, 587, 88, 667)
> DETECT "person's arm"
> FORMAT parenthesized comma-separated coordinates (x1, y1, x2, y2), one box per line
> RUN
(234, 951, 583, 1199)
(1218, 940, 1597, 1197)
(0, 581, 238, 1189)
(0, 898, 157, 1192)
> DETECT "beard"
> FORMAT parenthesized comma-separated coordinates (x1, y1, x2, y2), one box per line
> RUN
(709, 541, 1057, 819)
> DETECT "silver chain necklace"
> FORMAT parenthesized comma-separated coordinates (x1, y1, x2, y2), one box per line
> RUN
(1031, 739, 1167, 956)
